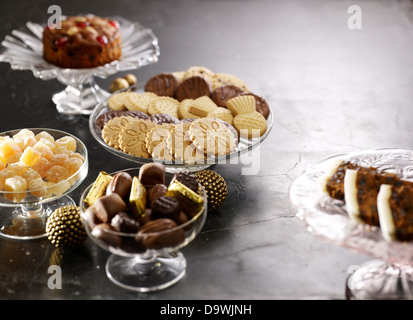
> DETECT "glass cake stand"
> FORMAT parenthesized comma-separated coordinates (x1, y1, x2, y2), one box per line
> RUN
(80, 168, 207, 292)
(0, 15, 160, 115)
(0, 128, 88, 240)
(289, 148, 413, 300)
(89, 85, 274, 173)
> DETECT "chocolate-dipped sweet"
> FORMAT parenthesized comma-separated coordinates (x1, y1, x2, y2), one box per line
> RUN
(91, 223, 122, 247)
(174, 76, 212, 102)
(151, 196, 181, 221)
(93, 193, 127, 223)
(111, 212, 140, 233)
(138, 218, 185, 249)
(106, 171, 133, 200)
(96, 110, 150, 130)
(138, 163, 165, 187)
(171, 171, 199, 193)
(212, 84, 244, 107)
(241, 92, 270, 119)
(150, 113, 179, 125)
(148, 183, 168, 205)
(144, 73, 180, 97)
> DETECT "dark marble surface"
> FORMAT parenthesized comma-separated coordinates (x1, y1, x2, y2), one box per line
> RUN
(0, 0, 413, 300)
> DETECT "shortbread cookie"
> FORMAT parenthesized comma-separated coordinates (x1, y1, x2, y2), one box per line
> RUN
(123, 91, 158, 113)
(207, 107, 234, 125)
(102, 116, 136, 149)
(177, 99, 201, 120)
(145, 125, 174, 161)
(147, 96, 180, 118)
(183, 66, 214, 82)
(226, 95, 256, 116)
(211, 73, 250, 91)
(118, 119, 156, 158)
(233, 111, 267, 139)
(188, 96, 218, 117)
(107, 92, 129, 111)
(189, 118, 236, 156)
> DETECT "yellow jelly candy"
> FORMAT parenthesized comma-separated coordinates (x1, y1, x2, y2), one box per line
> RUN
(53, 146, 69, 155)
(55, 136, 76, 152)
(35, 131, 55, 143)
(51, 153, 69, 167)
(31, 157, 52, 178)
(0, 160, 5, 171)
(0, 169, 14, 190)
(46, 165, 69, 183)
(0, 138, 22, 161)
(7, 162, 29, 176)
(4, 176, 27, 203)
(64, 157, 84, 176)
(20, 147, 41, 167)
(21, 168, 42, 183)
(68, 151, 85, 162)
(13, 129, 36, 150)
(38, 138, 56, 152)
(33, 141, 54, 161)
(28, 178, 47, 198)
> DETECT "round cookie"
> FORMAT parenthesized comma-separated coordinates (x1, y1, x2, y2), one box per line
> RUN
(188, 118, 236, 157)
(177, 99, 201, 120)
(107, 92, 129, 111)
(123, 91, 158, 113)
(147, 96, 180, 118)
(144, 73, 180, 97)
(102, 116, 136, 150)
(145, 125, 174, 161)
(96, 110, 150, 130)
(174, 76, 213, 102)
(233, 111, 267, 139)
(118, 119, 156, 158)
(211, 84, 244, 107)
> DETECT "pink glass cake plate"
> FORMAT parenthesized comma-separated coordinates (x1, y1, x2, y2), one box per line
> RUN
(0, 15, 160, 115)
(289, 148, 413, 300)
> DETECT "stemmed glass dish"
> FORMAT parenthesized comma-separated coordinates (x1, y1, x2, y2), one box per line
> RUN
(0, 128, 88, 240)
(0, 16, 159, 115)
(80, 167, 207, 292)
(289, 148, 413, 299)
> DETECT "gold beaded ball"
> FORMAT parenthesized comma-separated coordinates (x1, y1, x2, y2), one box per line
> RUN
(195, 170, 228, 212)
(46, 205, 88, 248)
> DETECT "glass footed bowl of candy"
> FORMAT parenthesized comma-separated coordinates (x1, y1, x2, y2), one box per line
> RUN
(0, 15, 159, 115)
(80, 165, 207, 292)
(289, 148, 413, 300)
(0, 128, 88, 240)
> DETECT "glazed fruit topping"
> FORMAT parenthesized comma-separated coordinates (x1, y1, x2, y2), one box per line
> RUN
(76, 21, 90, 28)
(108, 20, 119, 29)
(54, 36, 68, 47)
(97, 35, 108, 45)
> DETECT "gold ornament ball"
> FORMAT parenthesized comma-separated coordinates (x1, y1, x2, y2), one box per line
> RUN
(123, 73, 138, 86)
(46, 205, 88, 248)
(110, 77, 130, 92)
(195, 170, 228, 212)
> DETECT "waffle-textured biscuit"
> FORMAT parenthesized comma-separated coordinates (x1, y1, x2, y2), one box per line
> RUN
(147, 97, 180, 118)
(233, 111, 267, 139)
(188, 96, 218, 117)
(123, 92, 158, 113)
(177, 99, 201, 120)
(207, 107, 234, 125)
(102, 116, 136, 149)
(118, 119, 156, 158)
(226, 95, 256, 116)
(189, 118, 236, 156)
(107, 92, 129, 111)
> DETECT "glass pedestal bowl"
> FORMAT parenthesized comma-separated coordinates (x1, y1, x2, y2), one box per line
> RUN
(0, 16, 159, 115)
(80, 167, 207, 292)
(289, 148, 413, 300)
(0, 128, 88, 240)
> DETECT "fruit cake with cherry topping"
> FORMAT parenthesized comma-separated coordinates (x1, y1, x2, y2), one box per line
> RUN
(42, 15, 121, 69)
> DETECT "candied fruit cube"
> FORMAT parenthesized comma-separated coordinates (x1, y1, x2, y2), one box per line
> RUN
(31, 157, 52, 178)
(53, 146, 69, 155)
(21, 168, 42, 182)
(20, 147, 41, 167)
(7, 162, 29, 176)
(51, 153, 69, 167)
(13, 129, 36, 150)
(0, 169, 14, 190)
(7, 151, 23, 164)
(68, 151, 85, 162)
(28, 178, 47, 198)
(55, 136, 76, 152)
(38, 138, 56, 152)
(35, 131, 55, 143)
(0, 138, 22, 161)
(32, 141, 53, 161)
(4, 176, 27, 203)
(64, 157, 84, 176)
(0, 159, 5, 171)
(45, 165, 69, 183)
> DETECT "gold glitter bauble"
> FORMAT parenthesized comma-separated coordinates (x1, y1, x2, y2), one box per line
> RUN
(195, 170, 228, 212)
(46, 205, 88, 248)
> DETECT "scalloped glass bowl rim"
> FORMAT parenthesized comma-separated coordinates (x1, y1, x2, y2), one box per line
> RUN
(0, 128, 88, 206)
(89, 86, 274, 169)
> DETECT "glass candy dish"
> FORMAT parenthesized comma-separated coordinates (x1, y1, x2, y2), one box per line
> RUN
(0, 128, 88, 240)
(289, 148, 413, 299)
(89, 85, 274, 173)
(0, 15, 160, 115)
(80, 167, 207, 292)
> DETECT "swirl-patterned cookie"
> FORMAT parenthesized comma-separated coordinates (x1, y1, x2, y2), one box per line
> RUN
(102, 116, 136, 149)
(118, 119, 156, 158)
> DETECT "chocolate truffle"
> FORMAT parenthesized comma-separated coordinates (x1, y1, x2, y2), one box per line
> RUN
(111, 212, 140, 233)
(138, 163, 165, 187)
(106, 171, 133, 200)
(93, 193, 127, 223)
